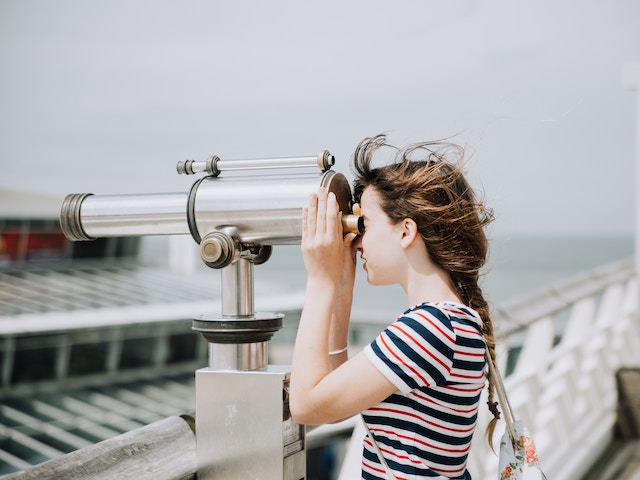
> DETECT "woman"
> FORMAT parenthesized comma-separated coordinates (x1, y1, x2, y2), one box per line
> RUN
(290, 134, 498, 479)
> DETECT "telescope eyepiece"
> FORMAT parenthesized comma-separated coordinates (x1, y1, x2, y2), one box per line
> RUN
(342, 214, 364, 235)
(176, 160, 192, 175)
(317, 150, 335, 171)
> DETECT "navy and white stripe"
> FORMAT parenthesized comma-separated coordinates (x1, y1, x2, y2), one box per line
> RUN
(363, 302, 486, 479)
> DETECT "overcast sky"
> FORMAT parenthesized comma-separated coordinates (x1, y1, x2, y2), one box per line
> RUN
(1, 0, 639, 237)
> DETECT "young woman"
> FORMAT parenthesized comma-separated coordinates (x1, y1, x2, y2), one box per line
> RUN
(290, 134, 498, 479)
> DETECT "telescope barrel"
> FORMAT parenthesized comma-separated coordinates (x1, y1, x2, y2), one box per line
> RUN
(188, 171, 360, 245)
(60, 165, 362, 247)
(60, 192, 189, 241)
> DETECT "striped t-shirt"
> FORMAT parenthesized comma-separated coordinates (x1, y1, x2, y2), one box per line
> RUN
(362, 301, 486, 480)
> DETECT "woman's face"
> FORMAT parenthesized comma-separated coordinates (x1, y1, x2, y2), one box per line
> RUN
(354, 187, 405, 286)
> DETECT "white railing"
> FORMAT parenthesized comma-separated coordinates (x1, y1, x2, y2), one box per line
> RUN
(336, 258, 638, 480)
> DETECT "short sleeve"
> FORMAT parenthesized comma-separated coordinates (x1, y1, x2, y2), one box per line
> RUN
(364, 305, 456, 394)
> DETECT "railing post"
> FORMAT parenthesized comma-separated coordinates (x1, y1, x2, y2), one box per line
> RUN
(508, 315, 554, 429)
(621, 278, 639, 364)
(534, 297, 596, 453)
(622, 63, 640, 318)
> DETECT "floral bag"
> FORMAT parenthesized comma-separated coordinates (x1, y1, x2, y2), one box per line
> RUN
(497, 420, 546, 480)
(486, 352, 548, 480)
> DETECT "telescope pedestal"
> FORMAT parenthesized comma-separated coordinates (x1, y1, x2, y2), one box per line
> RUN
(192, 259, 305, 480)
(195, 365, 305, 479)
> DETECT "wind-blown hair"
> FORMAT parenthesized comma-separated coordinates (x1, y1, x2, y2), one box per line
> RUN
(351, 134, 499, 445)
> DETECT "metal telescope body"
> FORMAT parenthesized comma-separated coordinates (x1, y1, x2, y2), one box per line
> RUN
(59, 151, 362, 480)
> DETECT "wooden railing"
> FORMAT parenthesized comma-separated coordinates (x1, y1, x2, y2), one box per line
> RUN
(2, 415, 196, 480)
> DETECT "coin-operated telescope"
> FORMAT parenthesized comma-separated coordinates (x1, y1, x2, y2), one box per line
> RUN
(60, 150, 362, 480)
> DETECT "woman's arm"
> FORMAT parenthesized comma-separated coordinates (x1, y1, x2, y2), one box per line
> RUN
(328, 203, 359, 371)
(290, 188, 397, 425)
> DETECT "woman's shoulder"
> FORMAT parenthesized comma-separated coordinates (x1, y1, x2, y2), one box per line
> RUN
(401, 301, 482, 329)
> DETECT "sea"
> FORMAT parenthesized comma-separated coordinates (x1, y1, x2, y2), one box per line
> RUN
(148, 235, 634, 327)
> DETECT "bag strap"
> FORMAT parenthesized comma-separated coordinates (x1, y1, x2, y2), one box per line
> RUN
(485, 350, 517, 442)
(456, 316, 518, 441)
(486, 351, 550, 479)
(360, 414, 397, 480)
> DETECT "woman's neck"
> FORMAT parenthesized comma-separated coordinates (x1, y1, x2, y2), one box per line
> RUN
(404, 264, 462, 307)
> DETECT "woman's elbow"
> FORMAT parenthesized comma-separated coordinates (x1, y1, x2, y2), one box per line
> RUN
(289, 396, 320, 425)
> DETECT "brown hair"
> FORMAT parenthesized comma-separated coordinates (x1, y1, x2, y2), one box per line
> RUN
(351, 134, 499, 445)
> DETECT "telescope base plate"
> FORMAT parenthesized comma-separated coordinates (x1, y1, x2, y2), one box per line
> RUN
(192, 312, 284, 344)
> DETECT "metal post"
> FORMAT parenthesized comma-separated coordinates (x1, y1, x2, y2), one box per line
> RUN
(221, 258, 254, 317)
(207, 259, 267, 371)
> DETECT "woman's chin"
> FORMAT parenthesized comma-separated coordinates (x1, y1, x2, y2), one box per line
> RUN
(363, 265, 371, 282)
(364, 267, 379, 286)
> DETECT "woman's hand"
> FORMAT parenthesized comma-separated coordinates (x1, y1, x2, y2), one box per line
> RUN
(301, 187, 344, 287)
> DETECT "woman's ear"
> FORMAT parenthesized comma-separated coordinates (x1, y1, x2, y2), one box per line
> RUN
(399, 218, 419, 249)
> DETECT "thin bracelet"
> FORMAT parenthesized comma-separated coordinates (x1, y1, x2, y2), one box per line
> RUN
(329, 342, 349, 356)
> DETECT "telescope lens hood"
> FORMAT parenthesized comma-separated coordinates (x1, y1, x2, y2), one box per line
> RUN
(59, 193, 95, 241)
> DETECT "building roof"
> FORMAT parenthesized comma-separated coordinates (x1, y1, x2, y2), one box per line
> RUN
(0, 189, 63, 220)
(0, 260, 306, 335)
